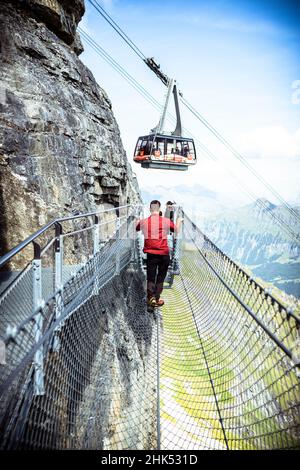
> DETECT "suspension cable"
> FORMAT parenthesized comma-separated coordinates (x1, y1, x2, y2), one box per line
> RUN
(79, 28, 300, 244)
(78, 28, 160, 111)
(87, 0, 146, 61)
(85, 0, 300, 226)
(180, 96, 300, 224)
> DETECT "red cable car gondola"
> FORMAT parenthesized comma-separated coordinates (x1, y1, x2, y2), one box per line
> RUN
(133, 79, 197, 171)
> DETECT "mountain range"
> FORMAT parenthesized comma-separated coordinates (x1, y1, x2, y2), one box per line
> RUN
(141, 185, 300, 299)
(201, 199, 300, 299)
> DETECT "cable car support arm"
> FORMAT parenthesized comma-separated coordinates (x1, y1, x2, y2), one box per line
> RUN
(151, 77, 183, 137)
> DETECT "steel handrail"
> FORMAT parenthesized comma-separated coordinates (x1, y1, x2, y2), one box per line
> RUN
(0, 204, 141, 269)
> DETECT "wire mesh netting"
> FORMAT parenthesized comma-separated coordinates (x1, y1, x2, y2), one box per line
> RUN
(160, 213, 300, 450)
(0, 210, 159, 449)
(0, 206, 299, 450)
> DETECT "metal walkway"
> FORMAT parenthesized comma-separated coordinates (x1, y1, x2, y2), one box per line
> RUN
(0, 204, 299, 449)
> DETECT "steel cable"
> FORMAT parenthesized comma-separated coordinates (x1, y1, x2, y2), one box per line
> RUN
(85, 1, 300, 228)
(79, 28, 300, 244)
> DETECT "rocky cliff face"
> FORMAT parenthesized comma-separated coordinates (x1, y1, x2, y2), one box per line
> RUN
(0, 0, 141, 257)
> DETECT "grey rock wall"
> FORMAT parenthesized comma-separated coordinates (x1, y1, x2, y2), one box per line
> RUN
(17, 0, 85, 47)
(0, 1, 155, 451)
(0, 1, 141, 258)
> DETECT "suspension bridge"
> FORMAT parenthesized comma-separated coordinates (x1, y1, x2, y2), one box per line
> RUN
(1, 0, 300, 451)
(0, 204, 299, 449)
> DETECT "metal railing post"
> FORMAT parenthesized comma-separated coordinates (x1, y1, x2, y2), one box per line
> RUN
(131, 206, 140, 263)
(55, 223, 63, 292)
(137, 234, 145, 272)
(133, 206, 145, 271)
(53, 223, 63, 352)
(93, 214, 100, 255)
(32, 241, 45, 395)
(115, 208, 120, 275)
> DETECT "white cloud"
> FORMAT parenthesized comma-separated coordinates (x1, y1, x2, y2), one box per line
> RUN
(80, 1, 299, 209)
(236, 126, 300, 160)
(157, 6, 298, 39)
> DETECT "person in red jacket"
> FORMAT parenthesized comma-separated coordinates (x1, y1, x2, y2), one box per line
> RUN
(136, 200, 182, 308)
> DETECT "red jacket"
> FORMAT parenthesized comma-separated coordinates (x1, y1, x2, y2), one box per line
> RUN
(136, 214, 176, 255)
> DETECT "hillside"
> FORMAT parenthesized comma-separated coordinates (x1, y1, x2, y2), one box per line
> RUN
(201, 199, 300, 299)
(142, 185, 300, 299)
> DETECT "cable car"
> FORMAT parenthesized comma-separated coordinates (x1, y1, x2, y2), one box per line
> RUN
(134, 134, 196, 171)
(133, 79, 197, 171)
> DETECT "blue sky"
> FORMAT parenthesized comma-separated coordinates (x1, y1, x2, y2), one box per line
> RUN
(79, 0, 300, 211)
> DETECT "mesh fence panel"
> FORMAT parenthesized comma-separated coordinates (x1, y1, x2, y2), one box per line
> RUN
(160, 213, 300, 450)
(0, 214, 158, 450)
(41, 240, 56, 303)
(0, 265, 34, 339)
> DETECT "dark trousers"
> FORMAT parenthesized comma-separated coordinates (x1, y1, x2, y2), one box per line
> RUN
(146, 253, 170, 300)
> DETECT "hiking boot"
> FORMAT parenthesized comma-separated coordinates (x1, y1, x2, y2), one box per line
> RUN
(156, 298, 165, 307)
(147, 296, 157, 308)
